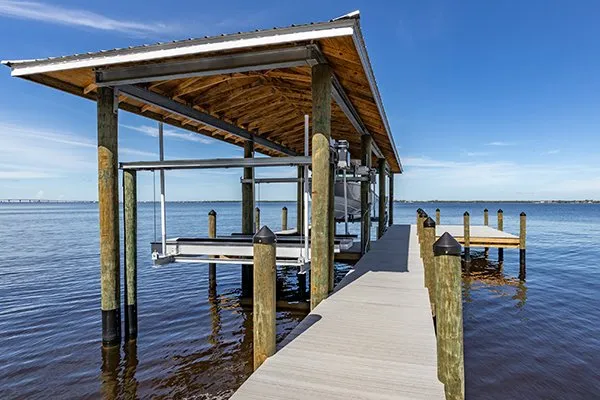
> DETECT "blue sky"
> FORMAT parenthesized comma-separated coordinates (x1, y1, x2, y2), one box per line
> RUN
(1, 0, 599, 201)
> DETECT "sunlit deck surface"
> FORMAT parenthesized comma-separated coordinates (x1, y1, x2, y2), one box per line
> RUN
(437, 225, 520, 248)
(231, 225, 444, 399)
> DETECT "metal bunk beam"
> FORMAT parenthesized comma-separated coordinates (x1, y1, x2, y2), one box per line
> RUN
(120, 156, 311, 171)
(117, 84, 298, 156)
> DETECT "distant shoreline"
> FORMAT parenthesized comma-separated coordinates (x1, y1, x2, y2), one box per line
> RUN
(1, 199, 598, 204)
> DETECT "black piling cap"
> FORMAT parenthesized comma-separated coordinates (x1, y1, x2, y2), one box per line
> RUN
(417, 208, 424, 213)
(498, 209, 503, 213)
(253, 225, 276, 244)
(520, 212, 526, 216)
(208, 209, 216, 216)
(484, 208, 488, 212)
(464, 211, 470, 216)
(436, 208, 440, 212)
(433, 232, 462, 256)
(255, 206, 260, 211)
(424, 216, 436, 228)
(282, 206, 287, 210)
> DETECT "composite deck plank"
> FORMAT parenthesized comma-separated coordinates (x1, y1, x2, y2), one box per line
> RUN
(230, 225, 445, 400)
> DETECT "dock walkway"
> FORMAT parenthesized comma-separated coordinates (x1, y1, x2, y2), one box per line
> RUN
(231, 225, 444, 399)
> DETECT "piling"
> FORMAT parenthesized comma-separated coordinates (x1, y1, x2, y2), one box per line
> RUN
(241, 141, 254, 298)
(310, 62, 332, 310)
(377, 159, 387, 239)
(297, 166, 304, 235)
(436, 208, 441, 225)
(328, 163, 335, 293)
(360, 134, 372, 254)
(498, 209, 504, 262)
(423, 217, 436, 316)
(434, 232, 465, 400)
(255, 207, 261, 233)
(388, 173, 394, 226)
(123, 169, 137, 340)
(483, 209, 489, 258)
(519, 212, 527, 280)
(98, 86, 121, 347)
(281, 206, 288, 231)
(208, 210, 217, 298)
(463, 211, 471, 273)
(252, 226, 277, 370)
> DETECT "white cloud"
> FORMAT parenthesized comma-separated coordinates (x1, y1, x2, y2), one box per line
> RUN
(486, 141, 514, 146)
(0, 1, 180, 36)
(122, 124, 213, 144)
(546, 149, 560, 155)
(465, 151, 490, 157)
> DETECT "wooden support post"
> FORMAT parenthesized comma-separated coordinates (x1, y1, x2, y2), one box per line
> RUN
(388, 173, 394, 226)
(423, 217, 436, 316)
(241, 141, 254, 298)
(281, 206, 288, 231)
(416, 208, 423, 239)
(519, 212, 527, 280)
(377, 159, 386, 239)
(328, 163, 335, 293)
(464, 212, 471, 273)
(310, 63, 332, 310)
(98, 87, 121, 347)
(253, 226, 277, 370)
(296, 166, 304, 235)
(208, 210, 217, 299)
(123, 169, 137, 341)
(483, 208, 489, 258)
(434, 233, 465, 400)
(255, 207, 261, 233)
(498, 209, 504, 263)
(360, 134, 372, 254)
(436, 208, 441, 226)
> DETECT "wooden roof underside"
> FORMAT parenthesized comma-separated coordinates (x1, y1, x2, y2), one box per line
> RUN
(18, 36, 400, 172)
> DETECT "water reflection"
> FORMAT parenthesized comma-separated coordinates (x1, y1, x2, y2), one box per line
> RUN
(100, 341, 139, 400)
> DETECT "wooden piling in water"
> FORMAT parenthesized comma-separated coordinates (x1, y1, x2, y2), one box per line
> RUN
(388, 173, 394, 226)
(436, 208, 441, 225)
(241, 141, 254, 298)
(98, 86, 121, 347)
(281, 206, 288, 231)
(255, 207, 261, 233)
(253, 226, 277, 370)
(498, 209, 504, 262)
(483, 209, 489, 258)
(123, 169, 137, 340)
(208, 210, 217, 298)
(360, 134, 372, 254)
(463, 211, 471, 273)
(423, 217, 436, 316)
(310, 63, 332, 310)
(434, 232, 465, 400)
(519, 212, 527, 280)
(377, 159, 387, 239)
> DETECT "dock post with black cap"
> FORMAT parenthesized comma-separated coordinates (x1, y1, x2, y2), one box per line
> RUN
(281, 206, 288, 231)
(463, 211, 471, 274)
(519, 212, 527, 280)
(123, 169, 137, 340)
(436, 208, 441, 225)
(253, 226, 277, 370)
(483, 208, 489, 258)
(208, 210, 217, 299)
(498, 209, 504, 263)
(255, 207, 260, 233)
(434, 232, 465, 400)
(423, 216, 437, 316)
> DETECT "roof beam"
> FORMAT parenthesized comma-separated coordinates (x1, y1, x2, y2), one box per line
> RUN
(120, 156, 312, 171)
(117, 84, 297, 156)
(95, 45, 321, 87)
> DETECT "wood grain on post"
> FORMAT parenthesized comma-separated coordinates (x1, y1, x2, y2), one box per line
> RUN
(388, 173, 394, 226)
(463, 212, 471, 273)
(483, 208, 489, 258)
(123, 169, 137, 340)
(255, 207, 261, 233)
(498, 209, 504, 262)
(281, 206, 288, 231)
(519, 212, 527, 280)
(253, 226, 277, 370)
(436, 208, 441, 226)
(377, 159, 386, 239)
(434, 233, 465, 400)
(241, 141, 254, 298)
(310, 63, 332, 310)
(98, 86, 121, 347)
(208, 210, 217, 299)
(360, 134, 372, 254)
(423, 217, 436, 316)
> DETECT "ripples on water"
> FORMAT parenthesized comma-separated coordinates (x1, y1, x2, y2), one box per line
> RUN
(0, 202, 599, 399)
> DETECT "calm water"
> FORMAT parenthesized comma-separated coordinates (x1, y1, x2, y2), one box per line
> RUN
(0, 202, 599, 399)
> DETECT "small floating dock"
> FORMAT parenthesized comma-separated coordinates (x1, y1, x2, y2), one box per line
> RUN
(436, 225, 519, 248)
(231, 225, 445, 399)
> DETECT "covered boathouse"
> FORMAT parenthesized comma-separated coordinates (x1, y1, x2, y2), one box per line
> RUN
(4, 11, 452, 400)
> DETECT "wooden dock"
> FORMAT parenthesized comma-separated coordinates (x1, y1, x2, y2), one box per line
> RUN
(436, 225, 520, 248)
(231, 225, 445, 399)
